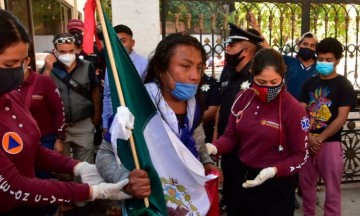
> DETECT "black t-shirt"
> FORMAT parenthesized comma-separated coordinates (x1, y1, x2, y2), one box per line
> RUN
(217, 63, 252, 135)
(300, 75, 355, 141)
(200, 74, 221, 142)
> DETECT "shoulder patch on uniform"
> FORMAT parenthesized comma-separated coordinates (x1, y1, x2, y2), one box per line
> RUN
(2, 132, 23, 154)
(240, 81, 251, 90)
(201, 84, 210, 92)
(301, 116, 310, 131)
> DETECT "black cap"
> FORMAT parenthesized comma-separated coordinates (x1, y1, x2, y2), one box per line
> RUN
(224, 23, 264, 45)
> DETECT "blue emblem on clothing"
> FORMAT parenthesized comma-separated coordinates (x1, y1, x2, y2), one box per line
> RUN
(301, 117, 310, 131)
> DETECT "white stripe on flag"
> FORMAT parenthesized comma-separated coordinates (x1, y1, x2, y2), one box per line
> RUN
(144, 114, 217, 215)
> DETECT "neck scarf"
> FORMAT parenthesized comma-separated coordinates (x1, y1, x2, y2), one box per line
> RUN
(145, 82, 200, 158)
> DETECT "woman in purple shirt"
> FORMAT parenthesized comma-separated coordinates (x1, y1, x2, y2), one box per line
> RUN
(207, 48, 310, 216)
(0, 9, 149, 215)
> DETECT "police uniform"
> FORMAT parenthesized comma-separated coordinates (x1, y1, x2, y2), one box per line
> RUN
(216, 23, 264, 216)
(200, 74, 221, 143)
(0, 91, 89, 213)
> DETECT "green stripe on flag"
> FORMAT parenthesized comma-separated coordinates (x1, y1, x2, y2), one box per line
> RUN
(100, 4, 167, 216)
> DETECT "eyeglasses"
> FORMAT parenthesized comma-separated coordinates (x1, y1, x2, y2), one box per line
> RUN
(54, 37, 75, 45)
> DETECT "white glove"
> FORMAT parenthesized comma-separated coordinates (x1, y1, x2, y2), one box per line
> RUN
(74, 162, 104, 185)
(91, 178, 132, 201)
(206, 143, 218, 155)
(110, 106, 135, 141)
(242, 167, 277, 188)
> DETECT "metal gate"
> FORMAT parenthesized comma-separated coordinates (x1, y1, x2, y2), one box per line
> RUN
(161, 0, 360, 183)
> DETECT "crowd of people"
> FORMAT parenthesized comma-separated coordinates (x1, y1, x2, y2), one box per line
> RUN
(0, 7, 356, 216)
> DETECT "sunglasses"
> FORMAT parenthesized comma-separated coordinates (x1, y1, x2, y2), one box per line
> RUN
(54, 37, 75, 45)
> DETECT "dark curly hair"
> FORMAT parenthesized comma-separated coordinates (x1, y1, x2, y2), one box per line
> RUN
(316, 37, 343, 60)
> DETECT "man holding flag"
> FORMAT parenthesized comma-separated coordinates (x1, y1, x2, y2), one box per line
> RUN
(86, 0, 219, 215)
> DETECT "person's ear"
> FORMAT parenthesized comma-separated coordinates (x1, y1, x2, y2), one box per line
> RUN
(335, 59, 340, 67)
(131, 39, 135, 48)
(24, 56, 31, 68)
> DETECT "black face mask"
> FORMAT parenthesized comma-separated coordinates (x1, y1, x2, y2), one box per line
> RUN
(0, 65, 24, 95)
(225, 48, 246, 67)
(298, 47, 315, 61)
(70, 31, 83, 47)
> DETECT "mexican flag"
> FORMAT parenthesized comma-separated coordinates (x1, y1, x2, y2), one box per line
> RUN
(86, 1, 219, 215)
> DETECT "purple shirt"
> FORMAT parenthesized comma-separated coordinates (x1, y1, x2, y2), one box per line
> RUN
(214, 88, 309, 177)
(0, 91, 89, 211)
(18, 71, 65, 139)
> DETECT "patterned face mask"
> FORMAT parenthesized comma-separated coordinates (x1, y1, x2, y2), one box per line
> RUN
(252, 82, 283, 102)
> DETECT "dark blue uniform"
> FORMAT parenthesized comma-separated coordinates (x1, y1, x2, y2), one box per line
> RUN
(217, 63, 253, 216)
(200, 74, 221, 143)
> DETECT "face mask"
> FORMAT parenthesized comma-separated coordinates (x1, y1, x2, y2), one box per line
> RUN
(225, 48, 245, 67)
(57, 53, 76, 67)
(167, 72, 198, 101)
(298, 47, 315, 61)
(0, 65, 24, 95)
(252, 82, 283, 102)
(70, 32, 83, 47)
(316, 61, 334, 76)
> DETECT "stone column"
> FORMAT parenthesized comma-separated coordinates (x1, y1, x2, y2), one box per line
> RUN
(111, 0, 161, 58)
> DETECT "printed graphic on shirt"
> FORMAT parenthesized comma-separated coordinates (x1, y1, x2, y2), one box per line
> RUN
(55, 88, 61, 97)
(32, 95, 44, 100)
(2, 132, 23, 154)
(0, 175, 72, 204)
(307, 87, 332, 130)
(260, 120, 280, 129)
(301, 116, 310, 131)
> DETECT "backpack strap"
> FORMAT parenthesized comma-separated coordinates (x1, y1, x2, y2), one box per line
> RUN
(52, 67, 91, 100)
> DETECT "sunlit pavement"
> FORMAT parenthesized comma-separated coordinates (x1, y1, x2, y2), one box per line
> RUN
(293, 183, 360, 216)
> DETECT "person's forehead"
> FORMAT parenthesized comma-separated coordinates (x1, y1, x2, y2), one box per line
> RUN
(171, 45, 202, 61)
(117, 32, 132, 40)
(57, 43, 76, 50)
(317, 52, 335, 59)
(0, 42, 28, 62)
(301, 37, 317, 45)
(228, 40, 245, 47)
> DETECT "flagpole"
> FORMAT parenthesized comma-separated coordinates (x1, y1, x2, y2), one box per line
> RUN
(95, 0, 149, 208)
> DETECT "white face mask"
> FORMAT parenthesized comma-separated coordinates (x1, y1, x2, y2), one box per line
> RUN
(58, 53, 76, 67)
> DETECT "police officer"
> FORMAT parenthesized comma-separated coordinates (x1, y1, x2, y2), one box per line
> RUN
(214, 23, 264, 216)
(200, 73, 221, 143)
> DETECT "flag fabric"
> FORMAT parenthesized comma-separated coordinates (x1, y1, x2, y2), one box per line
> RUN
(83, 0, 102, 54)
(92, 1, 218, 215)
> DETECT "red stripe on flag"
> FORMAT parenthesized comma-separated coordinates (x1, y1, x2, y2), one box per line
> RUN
(83, 0, 96, 54)
(205, 169, 220, 216)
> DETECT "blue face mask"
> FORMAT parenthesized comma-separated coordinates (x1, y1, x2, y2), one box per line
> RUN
(167, 72, 198, 101)
(316, 61, 334, 76)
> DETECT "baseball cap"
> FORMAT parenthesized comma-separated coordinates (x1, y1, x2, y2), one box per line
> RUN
(67, 19, 84, 32)
(299, 32, 318, 44)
